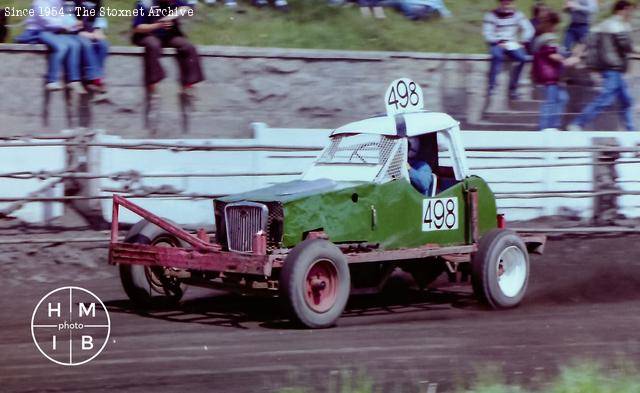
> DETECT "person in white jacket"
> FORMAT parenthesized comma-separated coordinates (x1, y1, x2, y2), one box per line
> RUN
(483, 0, 535, 99)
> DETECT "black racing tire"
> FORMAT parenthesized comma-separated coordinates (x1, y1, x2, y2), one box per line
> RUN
(471, 229, 530, 309)
(119, 221, 186, 308)
(280, 239, 350, 329)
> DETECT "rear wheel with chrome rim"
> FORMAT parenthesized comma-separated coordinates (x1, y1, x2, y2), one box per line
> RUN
(471, 229, 529, 309)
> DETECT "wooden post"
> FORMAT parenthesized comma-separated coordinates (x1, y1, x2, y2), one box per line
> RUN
(179, 91, 191, 134)
(592, 137, 621, 225)
(144, 90, 160, 135)
(43, 86, 75, 129)
(64, 129, 106, 228)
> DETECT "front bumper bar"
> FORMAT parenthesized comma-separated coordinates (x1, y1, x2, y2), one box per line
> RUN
(109, 242, 274, 276)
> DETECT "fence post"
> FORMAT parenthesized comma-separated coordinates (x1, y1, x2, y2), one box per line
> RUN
(64, 128, 107, 228)
(592, 137, 621, 225)
(541, 130, 557, 217)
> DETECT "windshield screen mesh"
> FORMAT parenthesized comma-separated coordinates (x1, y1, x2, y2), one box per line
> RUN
(317, 135, 397, 165)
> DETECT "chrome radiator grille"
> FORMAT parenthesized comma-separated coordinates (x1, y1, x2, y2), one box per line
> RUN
(224, 202, 268, 253)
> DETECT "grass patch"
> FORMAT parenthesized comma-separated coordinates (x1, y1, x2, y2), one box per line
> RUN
(276, 360, 640, 393)
(5, 0, 570, 52)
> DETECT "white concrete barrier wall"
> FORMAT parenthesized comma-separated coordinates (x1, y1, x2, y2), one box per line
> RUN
(463, 130, 640, 220)
(0, 141, 65, 223)
(97, 126, 640, 226)
(4, 127, 639, 225)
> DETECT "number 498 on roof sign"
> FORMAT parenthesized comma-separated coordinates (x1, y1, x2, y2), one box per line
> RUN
(385, 78, 424, 116)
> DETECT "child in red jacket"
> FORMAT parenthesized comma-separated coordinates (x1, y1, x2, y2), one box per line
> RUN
(531, 11, 580, 130)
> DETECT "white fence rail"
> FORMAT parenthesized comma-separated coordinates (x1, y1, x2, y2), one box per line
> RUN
(1, 126, 639, 226)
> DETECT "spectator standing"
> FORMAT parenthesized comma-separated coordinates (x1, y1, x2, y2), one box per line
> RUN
(14, 0, 86, 93)
(563, 0, 598, 51)
(483, 0, 535, 99)
(132, 0, 205, 97)
(74, 0, 110, 97)
(530, 1, 550, 37)
(531, 11, 580, 130)
(567, 0, 636, 131)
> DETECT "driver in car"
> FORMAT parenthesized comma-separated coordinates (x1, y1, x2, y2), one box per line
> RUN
(408, 136, 433, 195)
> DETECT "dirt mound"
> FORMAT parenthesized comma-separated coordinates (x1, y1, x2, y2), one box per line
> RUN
(0, 239, 113, 286)
(526, 234, 640, 305)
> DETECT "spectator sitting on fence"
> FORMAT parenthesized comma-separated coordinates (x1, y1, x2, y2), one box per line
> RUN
(0, 8, 7, 43)
(567, 0, 635, 131)
(483, 0, 535, 99)
(563, 0, 599, 51)
(381, 0, 450, 21)
(132, 0, 205, 99)
(531, 11, 581, 130)
(252, 0, 289, 12)
(359, 0, 386, 19)
(73, 0, 110, 99)
(14, 0, 87, 94)
(203, 0, 240, 9)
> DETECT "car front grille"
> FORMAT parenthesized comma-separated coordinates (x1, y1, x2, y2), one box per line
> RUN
(224, 202, 269, 253)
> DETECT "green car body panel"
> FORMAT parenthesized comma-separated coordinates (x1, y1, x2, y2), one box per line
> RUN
(218, 176, 497, 250)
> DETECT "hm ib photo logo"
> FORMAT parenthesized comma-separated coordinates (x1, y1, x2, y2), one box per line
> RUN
(31, 286, 111, 366)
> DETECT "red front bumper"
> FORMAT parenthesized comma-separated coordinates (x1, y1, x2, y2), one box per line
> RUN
(109, 242, 274, 276)
(109, 194, 277, 277)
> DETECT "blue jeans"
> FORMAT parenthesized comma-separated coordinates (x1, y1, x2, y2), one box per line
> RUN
(488, 44, 528, 93)
(409, 160, 433, 195)
(539, 84, 569, 129)
(564, 23, 589, 51)
(381, 1, 436, 20)
(15, 30, 81, 83)
(78, 36, 109, 80)
(572, 70, 635, 131)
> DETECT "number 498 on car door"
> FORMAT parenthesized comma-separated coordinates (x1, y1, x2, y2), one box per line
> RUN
(422, 197, 458, 231)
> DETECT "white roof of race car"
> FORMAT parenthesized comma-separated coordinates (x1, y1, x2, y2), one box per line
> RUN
(331, 111, 459, 137)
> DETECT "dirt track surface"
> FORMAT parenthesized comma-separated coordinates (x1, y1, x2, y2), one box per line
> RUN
(2, 233, 640, 393)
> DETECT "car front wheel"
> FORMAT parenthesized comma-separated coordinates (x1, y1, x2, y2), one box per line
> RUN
(280, 239, 350, 328)
(120, 231, 186, 308)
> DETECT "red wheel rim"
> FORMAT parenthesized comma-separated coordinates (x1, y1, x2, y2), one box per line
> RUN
(304, 259, 339, 313)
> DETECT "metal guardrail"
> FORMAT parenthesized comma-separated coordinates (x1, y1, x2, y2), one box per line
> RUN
(3, 225, 640, 246)
(0, 134, 637, 242)
(0, 139, 637, 202)
(2, 138, 640, 153)
(0, 135, 637, 236)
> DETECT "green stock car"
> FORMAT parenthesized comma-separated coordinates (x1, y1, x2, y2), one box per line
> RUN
(110, 85, 545, 329)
